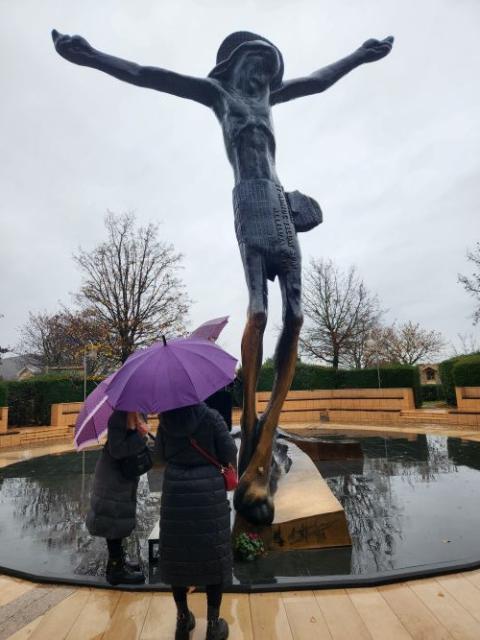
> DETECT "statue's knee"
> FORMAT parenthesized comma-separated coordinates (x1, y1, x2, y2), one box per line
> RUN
(287, 311, 303, 334)
(250, 311, 268, 332)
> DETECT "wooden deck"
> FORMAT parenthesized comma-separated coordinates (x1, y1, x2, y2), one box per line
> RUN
(2, 425, 480, 638)
(2, 572, 480, 639)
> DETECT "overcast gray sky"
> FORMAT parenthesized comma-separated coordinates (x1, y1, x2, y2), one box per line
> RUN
(1, 0, 479, 362)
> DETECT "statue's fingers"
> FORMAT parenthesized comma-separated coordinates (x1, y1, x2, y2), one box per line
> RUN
(51, 29, 62, 43)
(383, 36, 394, 45)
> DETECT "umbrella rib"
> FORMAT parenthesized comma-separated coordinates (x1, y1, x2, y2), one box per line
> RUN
(74, 395, 111, 444)
(175, 346, 236, 378)
(167, 347, 201, 398)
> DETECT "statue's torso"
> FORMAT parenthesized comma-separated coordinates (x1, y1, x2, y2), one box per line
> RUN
(215, 88, 279, 185)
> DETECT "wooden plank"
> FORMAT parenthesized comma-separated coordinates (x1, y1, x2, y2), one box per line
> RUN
(64, 589, 121, 640)
(101, 592, 152, 640)
(0, 579, 35, 608)
(462, 570, 480, 591)
(4, 616, 43, 640)
(408, 578, 480, 640)
(379, 582, 453, 640)
(222, 594, 254, 640)
(0, 585, 74, 640)
(347, 587, 413, 640)
(249, 593, 294, 640)
(437, 574, 480, 624)
(313, 589, 372, 640)
(281, 591, 332, 640)
(28, 590, 90, 640)
(139, 593, 177, 640)
(176, 592, 254, 640)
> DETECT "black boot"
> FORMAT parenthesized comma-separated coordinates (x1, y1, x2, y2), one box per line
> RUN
(175, 610, 195, 640)
(105, 558, 145, 586)
(205, 617, 229, 640)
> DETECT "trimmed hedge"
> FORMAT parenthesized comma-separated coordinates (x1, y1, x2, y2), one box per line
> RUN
(0, 382, 7, 407)
(439, 353, 480, 405)
(453, 354, 480, 387)
(236, 362, 421, 406)
(337, 365, 421, 407)
(7, 375, 99, 426)
(420, 384, 445, 403)
(439, 356, 461, 406)
(256, 362, 337, 392)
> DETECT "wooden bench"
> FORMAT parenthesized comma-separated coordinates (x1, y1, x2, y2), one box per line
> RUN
(455, 387, 480, 413)
(0, 407, 8, 434)
(255, 388, 415, 425)
(50, 402, 83, 427)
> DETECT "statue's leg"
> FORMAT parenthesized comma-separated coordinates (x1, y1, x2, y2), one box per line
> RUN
(238, 244, 268, 476)
(234, 260, 303, 525)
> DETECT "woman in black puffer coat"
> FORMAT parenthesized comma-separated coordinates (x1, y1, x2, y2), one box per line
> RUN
(155, 402, 237, 640)
(86, 410, 149, 586)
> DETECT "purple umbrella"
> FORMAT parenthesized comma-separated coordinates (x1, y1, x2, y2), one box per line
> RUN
(74, 374, 114, 451)
(105, 336, 237, 414)
(190, 316, 229, 342)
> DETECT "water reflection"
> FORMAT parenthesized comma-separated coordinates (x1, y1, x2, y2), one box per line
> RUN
(1, 433, 480, 586)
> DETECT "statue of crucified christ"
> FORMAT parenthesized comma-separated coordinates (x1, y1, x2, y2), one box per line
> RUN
(52, 29, 393, 525)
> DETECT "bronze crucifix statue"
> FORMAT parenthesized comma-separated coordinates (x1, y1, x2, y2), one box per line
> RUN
(52, 29, 393, 525)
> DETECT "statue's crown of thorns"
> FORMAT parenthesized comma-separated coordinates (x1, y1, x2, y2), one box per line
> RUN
(208, 31, 284, 90)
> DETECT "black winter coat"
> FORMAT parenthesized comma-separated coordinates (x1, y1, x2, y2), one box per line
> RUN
(86, 411, 147, 539)
(156, 404, 237, 586)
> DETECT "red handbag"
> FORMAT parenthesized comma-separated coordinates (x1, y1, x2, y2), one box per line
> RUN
(190, 438, 239, 491)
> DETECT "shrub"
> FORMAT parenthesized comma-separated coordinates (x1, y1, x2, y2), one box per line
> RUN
(337, 365, 421, 407)
(253, 361, 336, 392)
(439, 354, 480, 405)
(7, 375, 99, 426)
(237, 361, 420, 404)
(453, 354, 480, 387)
(439, 356, 462, 406)
(420, 384, 445, 403)
(0, 382, 7, 407)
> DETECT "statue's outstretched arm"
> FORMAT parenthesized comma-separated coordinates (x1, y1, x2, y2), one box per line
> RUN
(271, 36, 393, 106)
(51, 30, 218, 107)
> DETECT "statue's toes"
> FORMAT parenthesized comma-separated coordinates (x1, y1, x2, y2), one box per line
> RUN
(234, 483, 274, 526)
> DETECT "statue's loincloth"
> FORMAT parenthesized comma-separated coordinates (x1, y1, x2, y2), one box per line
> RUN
(232, 179, 300, 281)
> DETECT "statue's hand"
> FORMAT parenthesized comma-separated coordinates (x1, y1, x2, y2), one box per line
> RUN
(358, 36, 394, 63)
(51, 29, 95, 66)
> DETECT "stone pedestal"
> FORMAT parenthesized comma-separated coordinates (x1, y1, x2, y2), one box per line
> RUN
(233, 441, 351, 551)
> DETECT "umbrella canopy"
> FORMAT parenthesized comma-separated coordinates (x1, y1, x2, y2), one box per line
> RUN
(106, 336, 237, 414)
(190, 315, 229, 342)
(74, 374, 114, 451)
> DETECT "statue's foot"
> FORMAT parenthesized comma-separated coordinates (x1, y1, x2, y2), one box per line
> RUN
(233, 477, 274, 526)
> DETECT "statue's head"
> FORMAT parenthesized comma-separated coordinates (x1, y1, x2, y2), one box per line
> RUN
(209, 31, 284, 90)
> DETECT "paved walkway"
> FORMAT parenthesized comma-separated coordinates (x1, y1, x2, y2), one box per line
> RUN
(2, 572, 480, 639)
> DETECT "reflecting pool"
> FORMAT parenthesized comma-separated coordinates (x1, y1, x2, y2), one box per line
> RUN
(1, 430, 480, 589)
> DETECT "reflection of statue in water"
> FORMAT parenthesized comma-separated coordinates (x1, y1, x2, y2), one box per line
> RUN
(52, 29, 393, 525)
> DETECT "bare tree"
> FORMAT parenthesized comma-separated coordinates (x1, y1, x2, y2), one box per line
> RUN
(74, 212, 191, 363)
(301, 259, 383, 369)
(449, 332, 480, 357)
(0, 314, 8, 360)
(458, 242, 480, 324)
(18, 308, 112, 373)
(374, 321, 445, 365)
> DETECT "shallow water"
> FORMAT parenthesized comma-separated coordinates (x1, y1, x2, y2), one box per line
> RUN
(1, 431, 480, 587)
